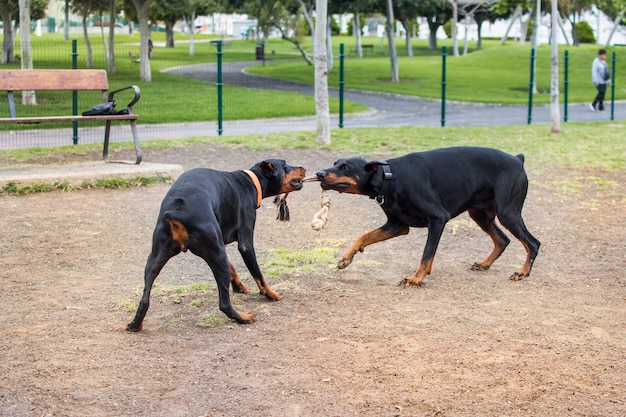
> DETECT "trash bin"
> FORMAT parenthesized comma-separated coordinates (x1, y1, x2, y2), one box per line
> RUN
(255, 44, 264, 61)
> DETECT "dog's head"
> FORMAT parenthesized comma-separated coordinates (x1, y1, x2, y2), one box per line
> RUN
(250, 159, 306, 197)
(315, 158, 387, 196)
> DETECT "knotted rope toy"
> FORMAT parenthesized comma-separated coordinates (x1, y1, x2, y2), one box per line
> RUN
(298, 176, 331, 231)
(311, 189, 331, 231)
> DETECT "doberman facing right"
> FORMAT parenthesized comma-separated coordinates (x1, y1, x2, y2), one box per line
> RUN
(125, 159, 306, 331)
(315, 147, 540, 287)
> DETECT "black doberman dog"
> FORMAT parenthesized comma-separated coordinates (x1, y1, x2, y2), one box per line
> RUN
(125, 159, 306, 331)
(316, 147, 540, 287)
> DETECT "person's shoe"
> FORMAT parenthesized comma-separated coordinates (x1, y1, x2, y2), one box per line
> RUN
(589, 103, 596, 112)
(598, 108, 605, 112)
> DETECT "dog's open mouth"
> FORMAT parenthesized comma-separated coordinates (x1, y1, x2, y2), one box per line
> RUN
(290, 177, 305, 189)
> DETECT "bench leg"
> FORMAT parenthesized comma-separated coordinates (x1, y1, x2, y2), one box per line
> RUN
(130, 119, 142, 164)
(102, 119, 142, 165)
(103, 120, 112, 163)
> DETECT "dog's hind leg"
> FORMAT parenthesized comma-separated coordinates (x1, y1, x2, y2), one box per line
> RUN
(498, 214, 540, 280)
(468, 208, 511, 271)
(237, 240, 283, 302)
(191, 230, 257, 324)
(125, 243, 179, 332)
(229, 263, 249, 294)
(495, 184, 540, 280)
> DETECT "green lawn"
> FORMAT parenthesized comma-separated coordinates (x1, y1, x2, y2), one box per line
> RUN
(0, 34, 622, 127)
(248, 38, 625, 105)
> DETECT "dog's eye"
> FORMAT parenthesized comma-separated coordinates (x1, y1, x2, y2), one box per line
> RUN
(341, 162, 349, 170)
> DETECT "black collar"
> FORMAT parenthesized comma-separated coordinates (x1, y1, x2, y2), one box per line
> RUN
(375, 164, 393, 204)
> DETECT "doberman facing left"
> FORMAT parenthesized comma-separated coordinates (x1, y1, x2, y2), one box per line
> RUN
(125, 159, 306, 331)
(315, 147, 540, 287)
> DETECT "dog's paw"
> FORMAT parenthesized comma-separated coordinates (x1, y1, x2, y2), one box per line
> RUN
(124, 322, 142, 332)
(397, 276, 425, 288)
(232, 282, 249, 294)
(264, 288, 283, 301)
(338, 250, 357, 269)
(471, 262, 490, 271)
(509, 272, 527, 281)
(236, 312, 257, 324)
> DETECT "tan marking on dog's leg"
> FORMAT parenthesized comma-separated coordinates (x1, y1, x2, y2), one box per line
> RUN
(510, 241, 532, 281)
(252, 277, 283, 301)
(166, 219, 189, 252)
(398, 258, 434, 287)
(229, 263, 249, 294)
(339, 227, 409, 269)
(472, 235, 508, 271)
(236, 311, 257, 324)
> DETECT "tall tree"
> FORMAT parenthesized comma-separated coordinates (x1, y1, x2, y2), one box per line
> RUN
(384, 0, 399, 81)
(18, 0, 35, 104)
(550, 0, 560, 133)
(0, 0, 16, 63)
(131, 0, 154, 81)
(314, 0, 330, 145)
(107, 0, 116, 73)
(72, 0, 98, 68)
(1, 0, 46, 64)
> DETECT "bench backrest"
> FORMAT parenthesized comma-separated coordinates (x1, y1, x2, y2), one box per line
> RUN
(0, 69, 109, 91)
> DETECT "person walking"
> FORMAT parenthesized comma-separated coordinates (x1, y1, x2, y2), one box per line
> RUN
(590, 49, 610, 112)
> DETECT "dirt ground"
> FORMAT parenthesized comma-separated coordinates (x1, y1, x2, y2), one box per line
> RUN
(1, 144, 624, 417)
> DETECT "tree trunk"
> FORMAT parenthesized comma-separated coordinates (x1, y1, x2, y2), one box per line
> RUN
(428, 21, 438, 49)
(605, 12, 623, 46)
(452, 0, 459, 57)
(500, 5, 521, 45)
(299, 0, 315, 56)
(64, 0, 69, 40)
(354, 9, 362, 58)
(108, 0, 116, 74)
(550, 1, 560, 134)
(385, 0, 399, 81)
(83, 15, 93, 68)
(327, 16, 333, 71)
(1, 4, 15, 64)
(165, 21, 175, 47)
(314, 0, 330, 145)
(402, 20, 412, 56)
(185, 14, 196, 57)
(132, 0, 154, 82)
(476, 20, 483, 50)
(18, 0, 36, 105)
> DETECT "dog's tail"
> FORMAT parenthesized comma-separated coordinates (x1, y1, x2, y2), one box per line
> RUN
(516, 154, 525, 164)
(163, 209, 189, 252)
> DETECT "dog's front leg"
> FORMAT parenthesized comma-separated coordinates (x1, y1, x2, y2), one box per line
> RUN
(398, 219, 446, 287)
(339, 223, 409, 269)
(238, 241, 283, 301)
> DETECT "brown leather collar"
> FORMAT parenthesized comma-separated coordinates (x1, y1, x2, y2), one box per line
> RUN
(243, 170, 263, 208)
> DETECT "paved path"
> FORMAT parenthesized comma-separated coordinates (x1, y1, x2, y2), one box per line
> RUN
(1, 61, 622, 151)
(165, 60, 624, 130)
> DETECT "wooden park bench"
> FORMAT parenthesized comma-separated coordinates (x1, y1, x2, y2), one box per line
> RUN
(0, 69, 142, 164)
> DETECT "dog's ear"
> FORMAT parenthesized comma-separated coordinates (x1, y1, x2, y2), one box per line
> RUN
(364, 160, 387, 173)
(260, 161, 278, 177)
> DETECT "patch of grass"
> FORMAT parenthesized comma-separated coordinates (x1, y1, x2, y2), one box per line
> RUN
(261, 246, 337, 279)
(1, 175, 171, 196)
(196, 314, 227, 328)
(116, 299, 137, 313)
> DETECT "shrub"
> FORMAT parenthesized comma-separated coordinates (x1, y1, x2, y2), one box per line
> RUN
(575, 21, 596, 44)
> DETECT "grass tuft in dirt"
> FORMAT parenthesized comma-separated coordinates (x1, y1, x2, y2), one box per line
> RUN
(1, 175, 171, 196)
